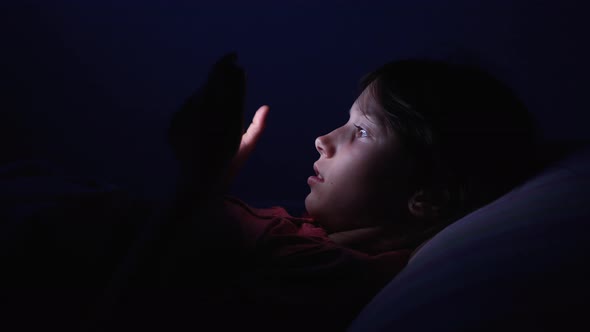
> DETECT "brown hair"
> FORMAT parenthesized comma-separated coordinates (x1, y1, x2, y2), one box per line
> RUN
(359, 59, 538, 234)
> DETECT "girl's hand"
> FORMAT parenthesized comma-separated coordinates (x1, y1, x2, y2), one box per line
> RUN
(226, 105, 270, 186)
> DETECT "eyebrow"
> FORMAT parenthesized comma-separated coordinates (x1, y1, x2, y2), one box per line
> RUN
(350, 106, 375, 118)
(350, 107, 383, 131)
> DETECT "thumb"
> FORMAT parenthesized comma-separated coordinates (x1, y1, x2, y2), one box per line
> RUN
(241, 105, 270, 150)
(225, 105, 270, 188)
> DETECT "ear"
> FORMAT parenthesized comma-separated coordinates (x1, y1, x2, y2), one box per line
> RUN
(407, 189, 449, 220)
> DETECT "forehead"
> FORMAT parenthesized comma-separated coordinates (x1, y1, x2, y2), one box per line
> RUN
(352, 86, 380, 116)
(350, 88, 390, 132)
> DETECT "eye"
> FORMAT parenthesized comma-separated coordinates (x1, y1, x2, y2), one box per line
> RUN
(354, 124, 368, 138)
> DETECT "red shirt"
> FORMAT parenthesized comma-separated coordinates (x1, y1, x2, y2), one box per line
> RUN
(222, 196, 412, 331)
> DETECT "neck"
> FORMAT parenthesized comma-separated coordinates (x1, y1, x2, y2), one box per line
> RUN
(328, 225, 410, 254)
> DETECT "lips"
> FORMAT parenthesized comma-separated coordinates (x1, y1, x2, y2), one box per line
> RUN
(313, 163, 325, 182)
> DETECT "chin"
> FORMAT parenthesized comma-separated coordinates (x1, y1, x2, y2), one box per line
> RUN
(304, 194, 314, 216)
(304, 194, 322, 220)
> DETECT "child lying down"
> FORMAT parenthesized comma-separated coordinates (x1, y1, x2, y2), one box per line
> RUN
(86, 53, 537, 331)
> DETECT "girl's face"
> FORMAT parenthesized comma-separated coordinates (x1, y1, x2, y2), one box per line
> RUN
(305, 86, 412, 233)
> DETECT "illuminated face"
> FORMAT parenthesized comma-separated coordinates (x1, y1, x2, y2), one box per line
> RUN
(304, 86, 411, 233)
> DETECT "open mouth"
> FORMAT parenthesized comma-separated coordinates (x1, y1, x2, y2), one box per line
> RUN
(308, 163, 325, 185)
(314, 164, 324, 180)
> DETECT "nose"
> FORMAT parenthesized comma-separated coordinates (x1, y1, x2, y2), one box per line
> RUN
(315, 134, 334, 158)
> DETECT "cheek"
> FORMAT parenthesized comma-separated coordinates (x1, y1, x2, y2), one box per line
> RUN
(345, 151, 387, 182)
(343, 148, 404, 200)
(328, 154, 384, 201)
(308, 145, 401, 207)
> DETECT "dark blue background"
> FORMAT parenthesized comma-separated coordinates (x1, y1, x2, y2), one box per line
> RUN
(2, 0, 588, 212)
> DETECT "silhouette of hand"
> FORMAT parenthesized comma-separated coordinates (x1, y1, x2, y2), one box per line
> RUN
(168, 52, 246, 185)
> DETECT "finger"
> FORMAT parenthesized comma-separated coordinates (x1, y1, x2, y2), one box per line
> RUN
(207, 52, 242, 86)
(211, 52, 241, 78)
(251, 105, 269, 130)
(241, 105, 270, 148)
(208, 53, 246, 100)
(214, 52, 238, 67)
